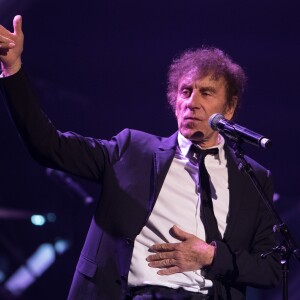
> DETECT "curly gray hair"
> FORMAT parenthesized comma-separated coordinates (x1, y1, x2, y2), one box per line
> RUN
(167, 47, 247, 114)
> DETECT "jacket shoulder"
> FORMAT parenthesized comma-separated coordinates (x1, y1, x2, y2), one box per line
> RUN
(101, 129, 177, 163)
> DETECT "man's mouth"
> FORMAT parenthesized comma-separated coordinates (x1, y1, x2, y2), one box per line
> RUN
(184, 116, 201, 121)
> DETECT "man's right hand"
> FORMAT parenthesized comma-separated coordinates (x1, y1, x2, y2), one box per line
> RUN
(0, 15, 24, 76)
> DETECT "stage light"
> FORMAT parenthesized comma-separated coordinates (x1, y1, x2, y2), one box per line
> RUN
(30, 213, 57, 226)
(30, 215, 46, 226)
(46, 212, 56, 223)
(54, 239, 70, 254)
(3, 239, 70, 297)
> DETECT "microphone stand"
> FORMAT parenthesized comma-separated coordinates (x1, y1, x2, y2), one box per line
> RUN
(228, 138, 300, 300)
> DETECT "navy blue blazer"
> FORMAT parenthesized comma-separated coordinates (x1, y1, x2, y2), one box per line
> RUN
(0, 69, 281, 300)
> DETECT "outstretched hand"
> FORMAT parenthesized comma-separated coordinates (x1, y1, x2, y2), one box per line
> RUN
(0, 15, 24, 75)
(146, 225, 215, 275)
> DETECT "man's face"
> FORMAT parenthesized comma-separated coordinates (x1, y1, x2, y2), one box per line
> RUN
(175, 74, 236, 147)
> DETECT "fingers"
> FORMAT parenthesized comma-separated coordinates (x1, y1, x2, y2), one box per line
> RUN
(0, 36, 15, 49)
(147, 251, 175, 262)
(13, 15, 22, 35)
(146, 251, 191, 276)
(150, 242, 179, 252)
(171, 225, 193, 241)
(0, 15, 22, 49)
(146, 228, 209, 276)
(0, 34, 16, 56)
(0, 15, 23, 75)
(147, 243, 180, 271)
(149, 227, 195, 252)
(147, 252, 179, 274)
(148, 257, 177, 269)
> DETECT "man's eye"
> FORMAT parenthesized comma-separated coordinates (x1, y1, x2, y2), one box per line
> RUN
(181, 89, 191, 97)
(201, 89, 213, 97)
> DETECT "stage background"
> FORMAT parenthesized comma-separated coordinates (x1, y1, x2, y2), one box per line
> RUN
(0, 1, 299, 299)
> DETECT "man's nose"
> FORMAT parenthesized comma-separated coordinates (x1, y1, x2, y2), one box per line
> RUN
(185, 91, 200, 110)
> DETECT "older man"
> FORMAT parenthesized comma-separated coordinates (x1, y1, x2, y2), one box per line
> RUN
(0, 16, 280, 300)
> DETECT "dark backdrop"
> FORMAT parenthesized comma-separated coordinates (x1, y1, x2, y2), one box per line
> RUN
(0, 1, 299, 299)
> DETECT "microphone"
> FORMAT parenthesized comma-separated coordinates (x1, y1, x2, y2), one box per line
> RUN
(208, 113, 272, 149)
(46, 168, 94, 205)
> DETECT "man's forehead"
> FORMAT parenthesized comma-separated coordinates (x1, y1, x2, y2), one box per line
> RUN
(178, 72, 225, 87)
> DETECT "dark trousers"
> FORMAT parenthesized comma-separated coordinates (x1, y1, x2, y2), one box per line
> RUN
(128, 285, 214, 300)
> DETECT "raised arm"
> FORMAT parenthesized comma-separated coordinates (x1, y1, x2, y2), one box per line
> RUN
(0, 15, 23, 77)
(0, 16, 109, 181)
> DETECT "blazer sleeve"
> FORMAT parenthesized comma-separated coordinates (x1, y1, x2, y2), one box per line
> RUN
(0, 67, 115, 182)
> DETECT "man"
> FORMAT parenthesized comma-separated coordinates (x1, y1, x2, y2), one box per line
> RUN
(0, 16, 280, 300)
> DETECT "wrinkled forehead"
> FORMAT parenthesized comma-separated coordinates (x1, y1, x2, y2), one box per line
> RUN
(178, 68, 225, 87)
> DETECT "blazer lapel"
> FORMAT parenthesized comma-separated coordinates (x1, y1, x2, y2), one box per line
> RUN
(152, 132, 178, 205)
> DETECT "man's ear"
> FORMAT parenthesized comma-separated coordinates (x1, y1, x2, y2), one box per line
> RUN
(224, 96, 238, 120)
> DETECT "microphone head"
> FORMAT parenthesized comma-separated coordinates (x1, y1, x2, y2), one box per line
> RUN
(208, 113, 224, 130)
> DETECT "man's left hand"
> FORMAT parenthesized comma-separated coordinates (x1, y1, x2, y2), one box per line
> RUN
(146, 225, 215, 275)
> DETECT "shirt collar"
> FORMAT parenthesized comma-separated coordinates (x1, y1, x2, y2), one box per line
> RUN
(177, 132, 226, 164)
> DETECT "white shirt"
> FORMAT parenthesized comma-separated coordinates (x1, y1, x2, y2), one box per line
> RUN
(128, 133, 229, 293)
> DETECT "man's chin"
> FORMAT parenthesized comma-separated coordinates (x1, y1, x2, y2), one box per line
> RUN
(180, 128, 220, 147)
(180, 129, 204, 142)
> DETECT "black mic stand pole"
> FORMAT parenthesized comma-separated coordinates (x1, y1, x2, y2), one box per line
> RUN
(228, 138, 300, 300)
